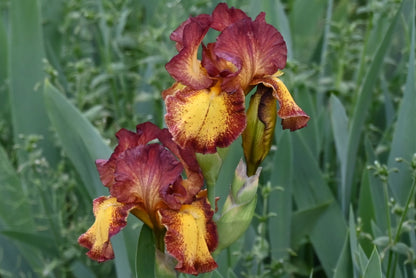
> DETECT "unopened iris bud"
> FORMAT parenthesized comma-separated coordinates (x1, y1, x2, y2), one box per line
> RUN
(242, 84, 277, 176)
(216, 160, 261, 251)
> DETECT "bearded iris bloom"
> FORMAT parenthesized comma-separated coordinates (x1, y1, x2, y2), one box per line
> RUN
(163, 3, 309, 154)
(78, 122, 218, 275)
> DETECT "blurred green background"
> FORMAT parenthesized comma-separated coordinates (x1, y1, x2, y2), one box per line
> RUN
(0, 0, 415, 277)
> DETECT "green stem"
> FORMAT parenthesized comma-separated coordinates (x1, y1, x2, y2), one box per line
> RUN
(393, 175, 416, 244)
(383, 181, 393, 241)
(383, 180, 393, 278)
(386, 174, 416, 278)
(389, 175, 416, 277)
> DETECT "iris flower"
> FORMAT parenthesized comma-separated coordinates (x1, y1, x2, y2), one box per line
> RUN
(78, 122, 218, 275)
(163, 3, 309, 154)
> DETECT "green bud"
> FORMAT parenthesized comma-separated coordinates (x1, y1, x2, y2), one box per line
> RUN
(216, 160, 261, 252)
(196, 152, 223, 187)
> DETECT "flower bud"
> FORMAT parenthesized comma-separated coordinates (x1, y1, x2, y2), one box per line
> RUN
(242, 85, 277, 176)
(216, 160, 261, 251)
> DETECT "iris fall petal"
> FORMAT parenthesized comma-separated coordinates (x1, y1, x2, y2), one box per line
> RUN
(160, 198, 218, 275)
(78, 196, 134, 262)
(164, 82, 246, 153)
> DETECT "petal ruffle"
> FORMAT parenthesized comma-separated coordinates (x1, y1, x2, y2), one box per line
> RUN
(214, 13, 287, 92)
(164, 82, 246, 153)
(78, 196, 134, 262)
(252, 76, 310, 131)
(166, 15, 213, 90)
(210, 3, 249, 31)
(170, 14, 211, 52)
(160, 198, 218, 275)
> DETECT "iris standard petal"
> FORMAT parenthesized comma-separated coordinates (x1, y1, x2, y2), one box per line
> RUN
(214, 13, 287, 92)
(210, 2, 248, 31)
(78, 196, 134, 262)
(170, 14, 211, 52)
(164, 82, 246, 153)
(110, 144, 183, 229)
(166, 16, 213, 90)
(160, 198, 218, 275)
(96, 123, 163, 189)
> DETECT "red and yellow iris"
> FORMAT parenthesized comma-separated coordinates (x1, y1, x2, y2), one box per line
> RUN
(78, 122, 217, 275)
(79, 3, 310, 275)
(163, 3, 309, 154)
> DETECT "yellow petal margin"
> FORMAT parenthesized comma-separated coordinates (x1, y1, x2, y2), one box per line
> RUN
(160, 198, 218, 275)
(78, 196, 134, 262)
(164, 82, 246, 153)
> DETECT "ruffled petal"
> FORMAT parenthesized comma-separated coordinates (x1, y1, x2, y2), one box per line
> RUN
(78, 196, 134, 262)
(96, 123, 163, 189)
(252, 76, 310, 131)
(166, 16, 213, 90)
(160, 198, 218, 275)
(170, 14, 211, 52)
(110, 144, 183, 229)
(214, 13, 287, 92)
(164, 82, 246, 153)
(211, 3, 249, 31)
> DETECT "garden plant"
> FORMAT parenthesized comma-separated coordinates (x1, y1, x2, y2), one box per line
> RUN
(0, 0, 415, 277)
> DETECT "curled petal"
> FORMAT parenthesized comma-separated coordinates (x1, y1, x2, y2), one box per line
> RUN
(170, 14, 211, 52)
(211, 3, 249, 31)
(78, 196, 134, 262)
(164, 82, 246, 153)
(202, 42, 239, 79)
(215, 13, 287, 92)
(160, 198, 218, 275)
(166, 16, 213, 90)
(252, 76, 310, 131)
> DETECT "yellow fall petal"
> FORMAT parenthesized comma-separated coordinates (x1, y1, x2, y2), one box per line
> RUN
(160, 198, 218, 275)
(164, 82, 246, 153)
(78, 196, 134, 262)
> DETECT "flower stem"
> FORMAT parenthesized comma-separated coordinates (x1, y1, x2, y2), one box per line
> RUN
(383, 179, 393, 278)
(386, 171, 416, 278)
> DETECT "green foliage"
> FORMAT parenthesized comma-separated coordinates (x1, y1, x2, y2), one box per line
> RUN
(0, 0, 415, 277)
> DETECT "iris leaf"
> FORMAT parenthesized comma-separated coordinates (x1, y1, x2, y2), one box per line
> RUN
(342, 1, 404, 213)
(9, 0, 58, 165)
(136, 225, 155, 278)
(387, 0, 416, 204)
